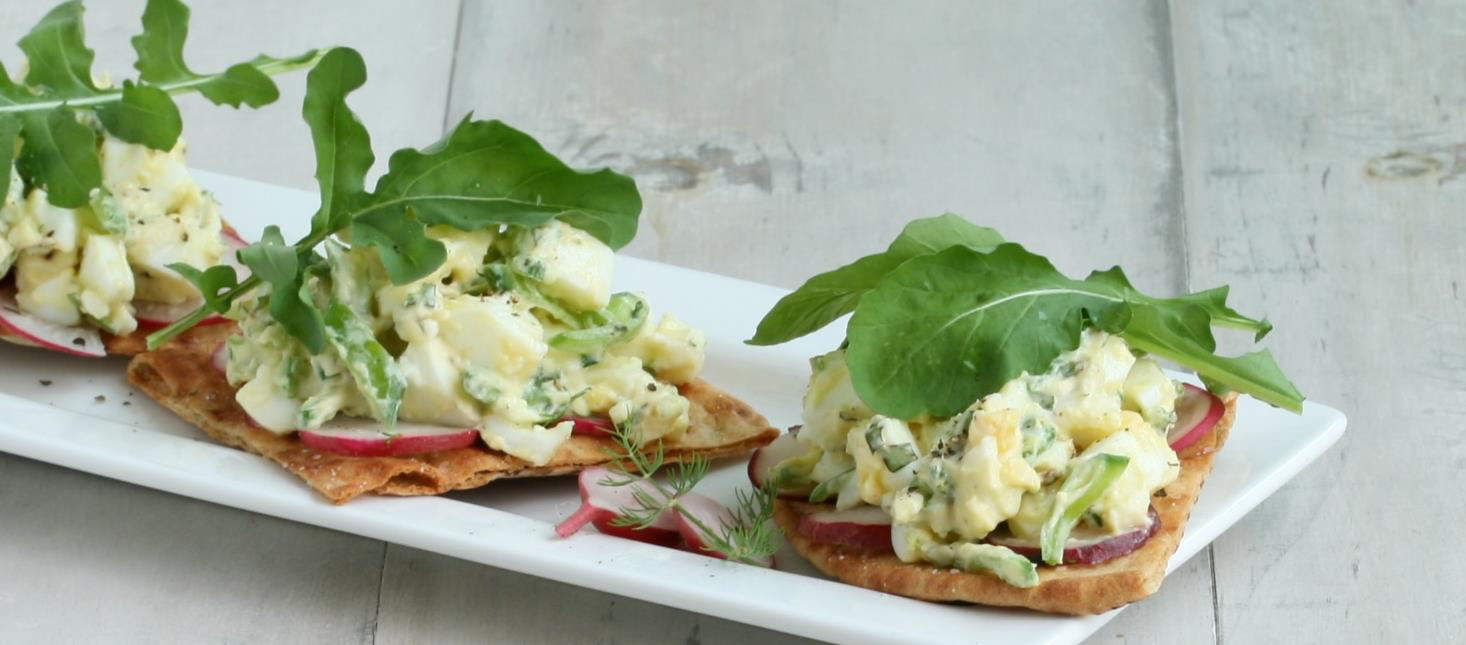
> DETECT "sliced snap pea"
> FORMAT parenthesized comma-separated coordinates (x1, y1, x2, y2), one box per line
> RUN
(548, 292, 647, 353)
(808, 467, 854, 503)
(322, 301, 405, 427)
(1039, 453, 1130, 565)
(865, 421, 919, 472)
(953, 543, 1039, 588)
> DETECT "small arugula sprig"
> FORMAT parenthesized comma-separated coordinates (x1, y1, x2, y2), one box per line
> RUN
(749, 214, 1304, 419)
(146, 46, 642, 351)
(0, 0, 319, 208)
(601, 419, 779, 566)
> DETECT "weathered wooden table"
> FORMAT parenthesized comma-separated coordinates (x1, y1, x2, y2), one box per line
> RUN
(1, 1, 1459, 642)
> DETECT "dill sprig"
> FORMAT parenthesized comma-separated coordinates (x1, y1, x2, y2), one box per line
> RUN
(599, 416, 779, 566)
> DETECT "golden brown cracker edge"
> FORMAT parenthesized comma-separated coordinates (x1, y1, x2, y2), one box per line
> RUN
(774, 394, 1237, 615)
(126, 325, 780, 503)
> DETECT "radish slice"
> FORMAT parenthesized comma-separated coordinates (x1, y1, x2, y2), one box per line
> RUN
(554, 466, 679, 544)
(986, 508, 1161, 565)
(1168, 384, 1225, 451)
(796, 505, 893, 552)
(746, 431, 814, 499)
(0, 288, 104, 357)
(133, 299, 230, 330)
(675, 492, 773, 566)
(298, 417, 477, 457)
(565, 416, 615, 437)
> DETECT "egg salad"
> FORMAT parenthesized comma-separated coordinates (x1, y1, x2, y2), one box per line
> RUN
(774, 328, 1182, 586)
(0, 131, 227, 335)
(225, 220, 707, 466)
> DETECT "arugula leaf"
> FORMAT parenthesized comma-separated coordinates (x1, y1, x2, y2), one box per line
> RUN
(842, 242, 1303, 418)
(95, 82, 182, 150)
(0, 116, 21, 205)
(364, 116, 641, 252)
(846, 244, 1123, 418)
(747, 213, 1003, 346)
(887, 213, 1005, 258)
(167, 262, 239, 315)
(351, 209, 446, 284)
(132, 0, 307, 108)
(15, 108, 102, 208)
(18, 2, 98, 99)
(301, 47, 373, 237)
(148, 46, 645, 349)
(0, 0, 318, 208)
(237, 226, 325, 352)
(237, 226, 298, 285)
(1117, 307, 1302, 412)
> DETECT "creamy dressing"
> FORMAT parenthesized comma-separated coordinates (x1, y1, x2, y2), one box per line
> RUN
(226, 221, 707, 466)
(786, 329, 1183, 577)
(0, 130, 225, 334)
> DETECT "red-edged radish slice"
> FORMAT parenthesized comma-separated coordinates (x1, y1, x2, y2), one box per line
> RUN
(747, 430, 815, 499)
(298, 417, 477, 457)
(675, 492, 773, 566)
(565, 416, 615, 437)
(796, 505, 893, 552)
(133, 299, 231, 330)
(554, 466, 679, 544)
(986, 507, 1161, 565)
(0, 288, 104, 357)
(1168, 384, 1226, 451)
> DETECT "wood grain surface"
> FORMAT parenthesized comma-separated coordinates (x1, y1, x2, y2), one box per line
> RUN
(0, 0, 1447, 642)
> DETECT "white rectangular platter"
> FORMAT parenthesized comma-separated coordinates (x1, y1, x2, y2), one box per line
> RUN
(0, 171, 1346, 645)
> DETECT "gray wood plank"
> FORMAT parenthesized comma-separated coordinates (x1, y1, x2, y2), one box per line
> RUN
(0, 453, 385, 644)
(1172, 1, 1466, 642)
(418, 2, 1215, 643)
(444, 0, 1189, 294)
(0, 0, 462, 191)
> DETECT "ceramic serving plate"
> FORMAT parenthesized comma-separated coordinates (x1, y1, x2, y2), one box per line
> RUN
(0, 171, 1346, 645)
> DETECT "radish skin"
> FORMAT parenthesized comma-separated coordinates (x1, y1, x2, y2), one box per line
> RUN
(298, 419, 477, 457)
(796, 505, 893, 552)
(987, 508, 1161, 565)
(0, 288, 105, 357)
(554, 466, 679, 544)
(1169, 384, 1225, 451)
(565, 416, 615, 437)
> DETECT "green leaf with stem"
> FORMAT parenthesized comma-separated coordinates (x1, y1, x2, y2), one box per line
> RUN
(845, 242, 1303, 419)
(302, 47, 373, 237)
(146, 46, 644, 349)
(167, 262, 239, 315)
(0, 0, 319, 208)
(747, 213, 1004, 346)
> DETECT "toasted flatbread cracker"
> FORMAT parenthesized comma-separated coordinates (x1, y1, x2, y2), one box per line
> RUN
(103, 321, 236, 355)
(775, 394, 1237, 615)
(126, 326, 780, 503)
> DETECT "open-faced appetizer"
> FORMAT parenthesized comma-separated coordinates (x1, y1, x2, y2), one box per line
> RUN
(745, 214, 1303, 614)
(0, 0, 316, 356)
(127, 48, 778, 503)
